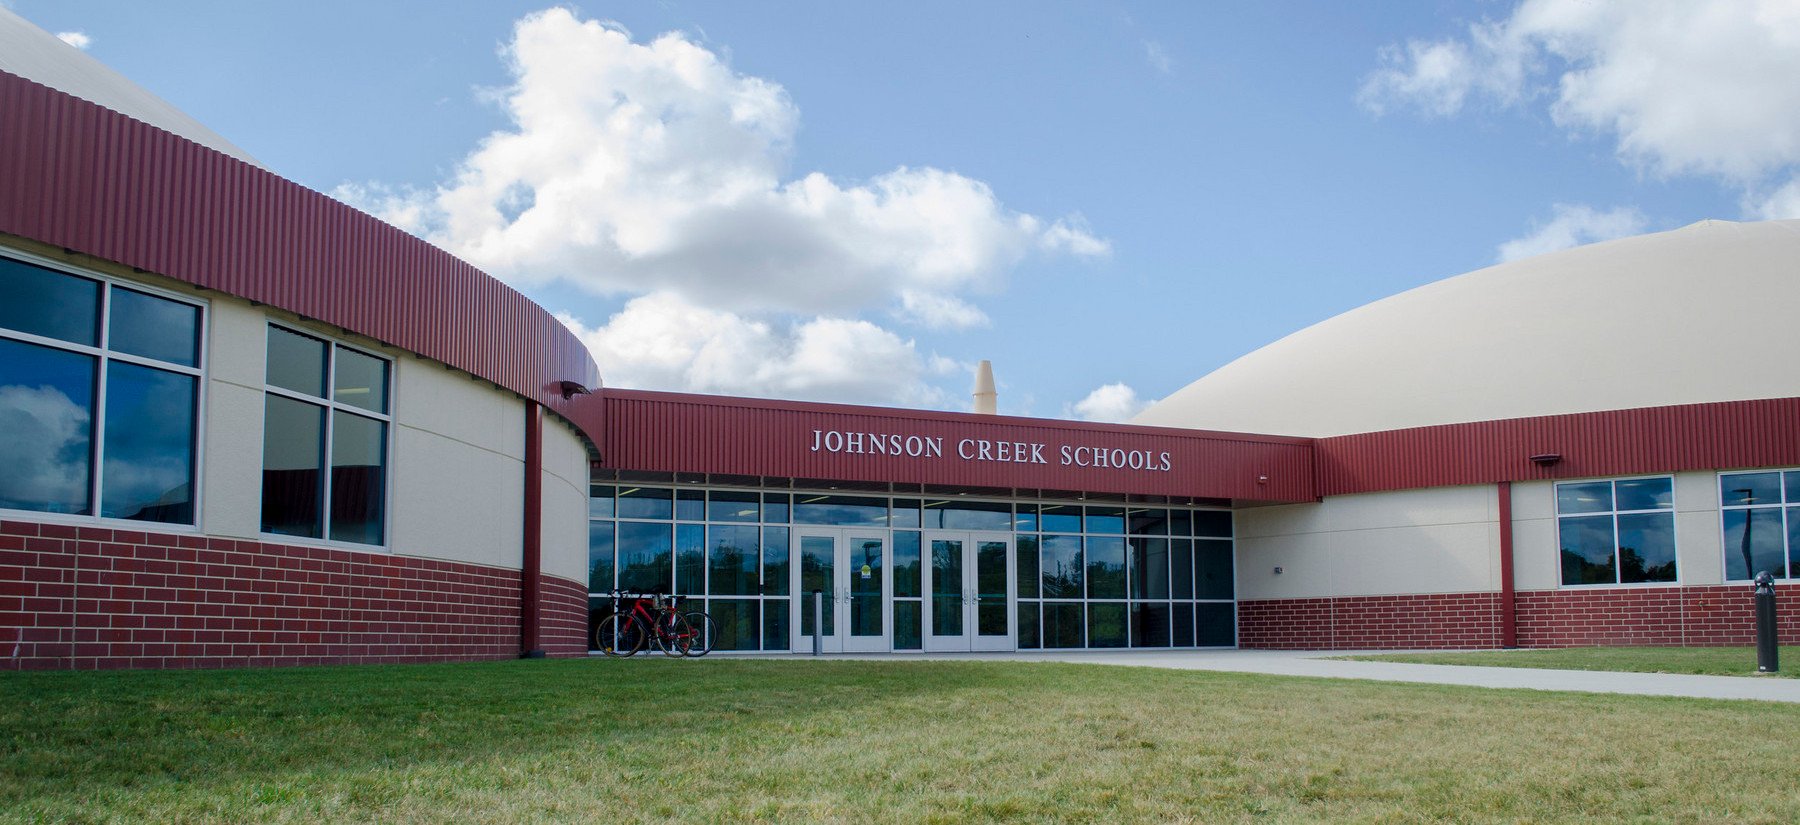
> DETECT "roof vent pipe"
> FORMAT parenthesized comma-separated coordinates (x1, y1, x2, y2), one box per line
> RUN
(973, 360, 997, 415)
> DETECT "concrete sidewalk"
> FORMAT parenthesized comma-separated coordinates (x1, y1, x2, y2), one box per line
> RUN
(831, 649, 1800, 704)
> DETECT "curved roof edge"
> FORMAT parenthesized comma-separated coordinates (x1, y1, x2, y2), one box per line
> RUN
(0, 8, 259, 167)
(0, 69, 603, 435)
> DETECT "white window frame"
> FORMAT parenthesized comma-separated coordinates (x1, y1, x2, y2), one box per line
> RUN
(0, 248, 208, 529)
(1552, 474, 1680, 588)
(258, 322, 395, 550)
(1717, 468, 1799, 582)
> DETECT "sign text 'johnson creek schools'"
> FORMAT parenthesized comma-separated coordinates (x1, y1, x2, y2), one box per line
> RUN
(807, 429, 1172, 472)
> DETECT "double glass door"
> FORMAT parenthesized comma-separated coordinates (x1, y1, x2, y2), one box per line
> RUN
(791, 528, 889, 653)
(923, 531, 1015, 652)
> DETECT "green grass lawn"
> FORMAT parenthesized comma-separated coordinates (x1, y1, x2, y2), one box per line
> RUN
(1344, 645, 1800, 678)
(6, 658, 1800, 823)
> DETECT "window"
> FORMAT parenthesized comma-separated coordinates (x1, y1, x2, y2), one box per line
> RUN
(1720, 470, 1800, 581)
(0, 253, 203, 524)
(260, 325, 391, 546)
(1555, 477, 1676, 586)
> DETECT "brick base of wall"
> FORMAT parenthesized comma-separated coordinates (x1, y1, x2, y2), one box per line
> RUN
(1239, 592, 1503, 649)
(1240, 584, 1800, 650)
(1, 519, 588, 670)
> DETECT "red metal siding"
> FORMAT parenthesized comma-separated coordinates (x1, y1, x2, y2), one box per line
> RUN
(1315, 397, 1800, 496)
(0, 70, 600, 430)
(593, 390, 1316, 502)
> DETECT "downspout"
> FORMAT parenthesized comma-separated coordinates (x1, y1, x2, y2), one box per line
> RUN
(520, 399, 545, 658)
(1497, 481, 1517, 648)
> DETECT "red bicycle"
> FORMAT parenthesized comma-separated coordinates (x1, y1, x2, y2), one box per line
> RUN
(594, 590, 698, 657)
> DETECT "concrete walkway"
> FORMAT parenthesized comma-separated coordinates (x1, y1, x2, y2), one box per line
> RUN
(827, 649, 1800, 704)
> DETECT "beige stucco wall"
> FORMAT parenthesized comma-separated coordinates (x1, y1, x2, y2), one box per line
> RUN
(1511, 471, 1725, 591)
(388, 358, 526, 568)
(540, 415, 591, 585)
(192, 290, 585, 573)
(1235, 485, 1501, 600)
(200, 298, 270, 539)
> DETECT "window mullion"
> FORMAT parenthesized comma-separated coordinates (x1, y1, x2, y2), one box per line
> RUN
(320, 346, 337, 542)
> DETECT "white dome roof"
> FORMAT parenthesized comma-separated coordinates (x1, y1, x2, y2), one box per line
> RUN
(0, 8, 259, 167)
(1135, 219, 1800, 437)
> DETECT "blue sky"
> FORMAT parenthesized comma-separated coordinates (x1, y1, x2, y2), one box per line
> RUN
(13, 1, 1799, 420)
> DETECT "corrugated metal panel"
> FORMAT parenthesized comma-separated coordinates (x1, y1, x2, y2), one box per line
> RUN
(1316, 397, 1800, 496)
(591, 390, 1317, 503)
(0, 70, 601, 431)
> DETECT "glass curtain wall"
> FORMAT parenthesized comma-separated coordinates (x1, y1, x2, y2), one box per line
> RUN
(586, 485, 1236, 652)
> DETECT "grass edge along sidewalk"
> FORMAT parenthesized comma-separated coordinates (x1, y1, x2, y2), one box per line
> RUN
(1341, 644, 1800, 678)
(8, 657, 1800, 822)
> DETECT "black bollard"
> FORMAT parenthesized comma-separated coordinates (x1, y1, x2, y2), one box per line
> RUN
(1754, 571, 1779, 673)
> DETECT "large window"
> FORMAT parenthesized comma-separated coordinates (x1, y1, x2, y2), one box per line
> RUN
(589, 485, 795, 652)
(1555, 477, 1677, 586)
(0, 253, 202, 524)
(1720, 470, 1800, 581)
(586, 486, 1238, 653)
(260, 325, 391, 546)
(1014, 504, 1237, 650)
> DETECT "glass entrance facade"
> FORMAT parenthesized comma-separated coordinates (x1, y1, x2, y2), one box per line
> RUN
(586, 485, 1237, 652)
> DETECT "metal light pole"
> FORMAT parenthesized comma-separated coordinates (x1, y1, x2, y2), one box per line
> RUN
(1755, 571, 1779, 673)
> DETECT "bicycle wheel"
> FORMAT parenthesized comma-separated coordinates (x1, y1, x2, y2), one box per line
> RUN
(594, 613, 645, 657)
(681, 611, 719, 657)
(654, 612, 695, 657)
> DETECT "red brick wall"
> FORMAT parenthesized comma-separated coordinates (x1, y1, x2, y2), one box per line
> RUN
(1, 519, 589, 670)
(1239, 592, 1503, 649)
(1240, 584, 1800, 650)
(540, 575, 591, 656)
(1515, 584, 1800, 648)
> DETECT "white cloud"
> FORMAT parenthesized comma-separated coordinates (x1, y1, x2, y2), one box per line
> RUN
(1143, 40, 1173, 75)
(1065, 382, 1150, 423)
(558, 293, 948, 408)
(897, 290, 988, 330)
(1748, 176, 1800, 220)
(1495, 203, 1648, 262)
(55, 31, 91, 50)
(0, 385, 90, 510)
(342, 7, 1107, 325)
(1360, 0, 1800, 184)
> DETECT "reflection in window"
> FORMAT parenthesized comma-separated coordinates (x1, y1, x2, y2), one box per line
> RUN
(0, 338, 95, 514)
(707, 490, 760, 523)
(617, 487, 673, 520)
(1086, 536, 1126, 599)
(0, 255, 99, 345)
(261, 396, 324, 538)
(1554, 477, 1676, 586)
(1721, 470, 1800, 581)
(588, 521, 615, 592)
(762, 526, 789, 595)
(266, 326, 327, 397)
(794, 494, 887, 526)
(101, 362, 197, 523)
(0, 256, 203, 524)
(261, 326, 392, 546)
(1041, 535, 1083, 598)
(332, 347, 389, 414)
(708, 525, 759, 595)
(328, 410, 386, 544)
(110, 288, 200, 367)
(618, 521, 673, 593)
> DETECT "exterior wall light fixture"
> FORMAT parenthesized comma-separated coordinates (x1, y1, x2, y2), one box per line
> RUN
(1529, 453, 1562, 467)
